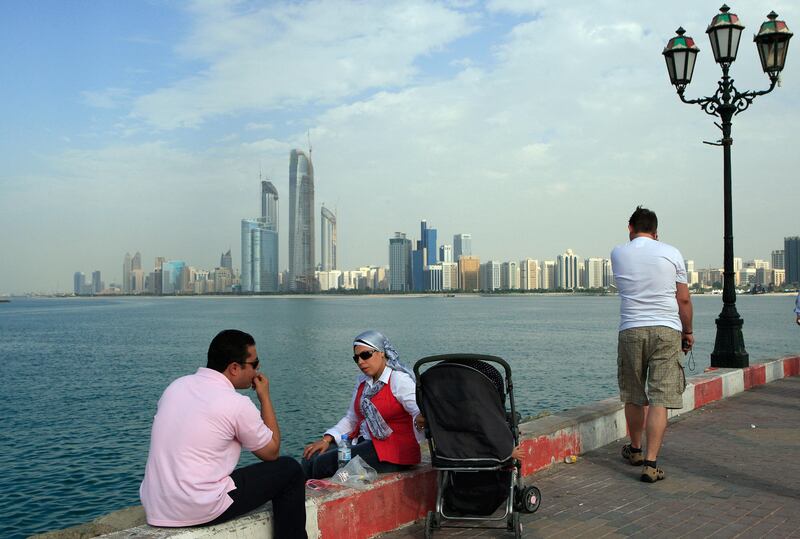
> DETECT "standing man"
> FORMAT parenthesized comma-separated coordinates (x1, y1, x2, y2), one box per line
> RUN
(611, 206, 693, 483)
(140, 329, 307, 537)
(795, 291, 800, 326)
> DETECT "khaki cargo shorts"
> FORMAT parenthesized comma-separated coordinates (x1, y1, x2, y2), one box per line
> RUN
(617, 326, 686, 409)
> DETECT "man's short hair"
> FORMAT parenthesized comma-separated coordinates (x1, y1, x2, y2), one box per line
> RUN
(629, 206, 658, 234)
(207, 329, 255, 373)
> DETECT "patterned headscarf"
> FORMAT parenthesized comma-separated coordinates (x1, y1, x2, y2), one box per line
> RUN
(352, 330, 415, 440)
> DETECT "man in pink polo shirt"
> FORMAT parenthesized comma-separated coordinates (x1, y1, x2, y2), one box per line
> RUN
(140, 329, 306, 537)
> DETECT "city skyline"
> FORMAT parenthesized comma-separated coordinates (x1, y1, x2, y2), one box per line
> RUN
(2, 2, 799, 294)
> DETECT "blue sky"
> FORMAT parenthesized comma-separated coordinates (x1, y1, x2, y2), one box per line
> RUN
(1, 0, 799, 293)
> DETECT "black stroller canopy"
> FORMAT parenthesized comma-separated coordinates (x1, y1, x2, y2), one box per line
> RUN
(420, 362, 515, 466)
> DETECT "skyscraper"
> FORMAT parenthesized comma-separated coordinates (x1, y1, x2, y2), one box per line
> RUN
(557, 249, 579, 289)
(520, 258, 540, 290)
(771, 249, 784, 270)
(321, 205, 337, 271)
(261, 179, 279, 230)
(220, 249, 233, 271)
(91, 271, 103, 294)
(241, 218, 279, 293)
(453, 233, 472, 260)
(131, 251, 142, 271)
(122, 253, 132, 294)
(458, 256, 480, 291)
(73, 272, 86, 295)
(585, 258, 605, 289)
(420, 220, 437, 265)
(785, 236, 800, 285)
(289, 149, 315, 292)
(389, 233, 412, 292)
(439, 244, 453, 263)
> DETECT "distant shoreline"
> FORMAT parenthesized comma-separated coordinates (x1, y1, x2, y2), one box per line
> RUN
(8, 291, 798, 300)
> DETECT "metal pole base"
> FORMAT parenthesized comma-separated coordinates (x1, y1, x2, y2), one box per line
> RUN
(710, 315, 749, 368)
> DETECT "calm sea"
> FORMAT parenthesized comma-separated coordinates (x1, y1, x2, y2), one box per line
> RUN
(1, 294, 797, 538)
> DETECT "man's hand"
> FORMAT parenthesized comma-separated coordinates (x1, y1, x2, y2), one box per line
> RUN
(252, 372, 270, 398)
(414, 414, 426, 432)
(682, 332, 694, 353)
(303, 437, 332, 460)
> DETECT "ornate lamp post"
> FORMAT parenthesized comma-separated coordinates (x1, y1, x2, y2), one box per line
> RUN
(662, 5, 792, 368)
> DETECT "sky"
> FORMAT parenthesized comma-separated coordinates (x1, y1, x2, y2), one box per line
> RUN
(1, 0, 798, 294)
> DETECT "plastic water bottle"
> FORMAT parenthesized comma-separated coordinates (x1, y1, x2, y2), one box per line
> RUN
(337, 434, 351, 468)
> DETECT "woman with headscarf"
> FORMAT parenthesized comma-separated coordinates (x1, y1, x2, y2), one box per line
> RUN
(301, 330, 423, 479)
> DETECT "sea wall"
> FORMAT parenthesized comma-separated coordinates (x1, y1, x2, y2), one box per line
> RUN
(37, 355, 800, 539)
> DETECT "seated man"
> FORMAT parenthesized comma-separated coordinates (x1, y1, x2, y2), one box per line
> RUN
(140, 329, 306, 538)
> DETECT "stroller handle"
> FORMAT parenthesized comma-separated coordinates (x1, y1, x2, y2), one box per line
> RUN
(413, 353, 512, 380)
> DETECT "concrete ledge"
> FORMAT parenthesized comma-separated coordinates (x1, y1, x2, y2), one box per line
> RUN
(45, 355, 798, 539)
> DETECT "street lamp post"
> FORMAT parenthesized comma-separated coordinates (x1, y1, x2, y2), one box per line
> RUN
(662, 5, 792, 368)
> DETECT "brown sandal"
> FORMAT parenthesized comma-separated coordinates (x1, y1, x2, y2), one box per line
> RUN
(621, 444, 644, 466)
(640, 465, 665, 483)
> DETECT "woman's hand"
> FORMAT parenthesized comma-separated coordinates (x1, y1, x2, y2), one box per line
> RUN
(414, 414, 426, 432)
(303, 437, 331, 460)
(512, 445, 524, 461)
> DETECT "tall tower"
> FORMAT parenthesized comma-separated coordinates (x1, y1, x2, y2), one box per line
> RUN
(389, 232, 412, 292)
(122, 253, 132, 294)
(786, 236, 800, 285)
(453, 233, 472, 260)
(321, 205, 337, 271)
(261, 180, 279, 231)
(289, 149, 315, 292)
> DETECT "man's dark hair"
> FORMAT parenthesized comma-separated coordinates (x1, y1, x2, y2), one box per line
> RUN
(628, 206, 658, 234)
(207, 329, 255, 373)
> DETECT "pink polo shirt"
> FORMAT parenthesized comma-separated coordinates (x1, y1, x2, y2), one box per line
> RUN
(140, 368, 273, 526)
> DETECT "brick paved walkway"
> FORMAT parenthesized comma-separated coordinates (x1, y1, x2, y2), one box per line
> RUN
(382, 377, 800, 538)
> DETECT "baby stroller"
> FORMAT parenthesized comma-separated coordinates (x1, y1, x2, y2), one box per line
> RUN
(414, 354, 541, 538)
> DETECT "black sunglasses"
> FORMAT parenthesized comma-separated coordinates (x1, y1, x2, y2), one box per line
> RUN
(240, 357, 260, 369)
(352, 350, 377, 363)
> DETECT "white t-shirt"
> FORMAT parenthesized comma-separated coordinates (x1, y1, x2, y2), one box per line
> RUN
(610, 236, 687, 332)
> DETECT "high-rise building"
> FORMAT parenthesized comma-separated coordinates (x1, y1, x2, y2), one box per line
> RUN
(321, 205, 337, 271)
(439, 244, 453, 263)
(785, 236, 800, 285)
(91, 271, 103, 294)
(241, 218, 279, 293)
(73, 272, 86, 295)
(603, 259, 614, 288)
(122, 253, 132, 294)
(131, 251, 142, 271)
(771, 249, 784, 270)
(161, 260, 186, 294)
(289, 149, 315, 292)
(557, 249, 579, 289)
(585, 258, 605, 289)
(420, 220, 438, 265)
(458, 256, 480, 291)
(453, 233, 472, 260)
(220, 250, 233, 272)
(501, 261, 519, 290)
(541, 260, 556, 290)
(261, 179, 279, 230)
(389, 233, 412, 292)
(520, 258, 540, 290)
(441, 262, 458, 291)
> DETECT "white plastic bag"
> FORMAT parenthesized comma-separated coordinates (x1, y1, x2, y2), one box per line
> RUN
(330, 455, 378, 489)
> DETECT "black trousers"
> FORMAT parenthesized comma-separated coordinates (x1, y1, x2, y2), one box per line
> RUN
(205, 456, 307, 538)
(301, 438, 411, 480)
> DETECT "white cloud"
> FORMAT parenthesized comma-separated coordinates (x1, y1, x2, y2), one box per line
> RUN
(82, 87, 131, 109)
(132, 1, 474, 129)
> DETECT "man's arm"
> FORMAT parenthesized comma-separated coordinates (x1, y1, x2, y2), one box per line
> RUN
(676, 282, 694, 350)
(251, 373, 281, 461)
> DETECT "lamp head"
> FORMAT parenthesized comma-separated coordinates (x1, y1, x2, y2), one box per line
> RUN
(663, 27, 700, 90)
(754, 11, 793, 79)
(706, 4, 745, 64)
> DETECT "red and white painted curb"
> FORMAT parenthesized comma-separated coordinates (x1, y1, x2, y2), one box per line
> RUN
(102, 355, 799, 539)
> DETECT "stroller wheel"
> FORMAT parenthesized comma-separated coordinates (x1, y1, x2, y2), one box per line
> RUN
(424, 511, 438, 538)
(522, 486, 542, 513)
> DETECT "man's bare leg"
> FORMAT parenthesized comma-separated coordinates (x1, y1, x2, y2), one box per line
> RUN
(644, 406, 667, 462)
(624, 403, 647, 449)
